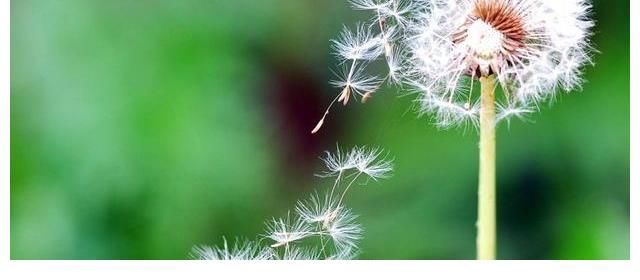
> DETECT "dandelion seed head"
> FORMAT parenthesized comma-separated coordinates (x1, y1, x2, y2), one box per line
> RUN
(403, 0, 593, 127)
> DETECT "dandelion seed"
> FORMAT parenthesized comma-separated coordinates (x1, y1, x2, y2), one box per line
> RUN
(191, 238, 273, 260)
(279, 247, 322, 260)
(333, 24, 385, 62)
(349, 0, 392, 12)
(318, 146, 394, 180)
(385, 45, 405, 84)
(318, 146, 355, 177)
(312, 61, 383, 134)
(296, 192, 339, 225)
(379, 25, 398, 56)
(192, 245, 217, 260)
(326, 207, 363, 251)
(326, 246, 360, 260)
(265, 214, 314, 248)
(311, 115, 326, 134)
(331, 62, 383, 100)
(380, 0, 413, 28)
(419, 93, 480, 128)
(338, 86, 351, 106)
(361, 91, 374, 103)
(348, 146, 394, 180)
(496, 102, 534, 125)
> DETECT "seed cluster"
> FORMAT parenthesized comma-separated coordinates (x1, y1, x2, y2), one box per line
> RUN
(453, 0, 528, 77)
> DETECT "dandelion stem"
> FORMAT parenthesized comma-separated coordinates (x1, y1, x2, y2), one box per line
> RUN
(477, 75, 496, 260)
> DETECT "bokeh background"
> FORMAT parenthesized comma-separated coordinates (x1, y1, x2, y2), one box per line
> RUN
(11, 0, 629, 260)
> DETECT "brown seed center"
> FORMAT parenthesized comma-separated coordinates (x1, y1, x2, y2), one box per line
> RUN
(452, 0, 528, 76)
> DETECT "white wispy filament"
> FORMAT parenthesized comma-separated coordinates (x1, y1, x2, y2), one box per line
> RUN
(312, 0, 411, 134)
(191, 238, 274, 260)
(192, 146, 394, 260)
(313, 0, 593, 131)
(318, 145, 394, 180)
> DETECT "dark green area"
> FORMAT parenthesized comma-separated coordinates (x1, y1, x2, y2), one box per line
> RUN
(11, 0, 629, 259)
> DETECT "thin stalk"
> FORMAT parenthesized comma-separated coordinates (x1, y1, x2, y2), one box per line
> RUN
(284, 243, 290, 259)
(477, 75, 496, 260)
(318, 227, 328, 258)
(338, 172, 363, 206)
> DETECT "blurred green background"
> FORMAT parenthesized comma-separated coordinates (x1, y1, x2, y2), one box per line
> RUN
(10, 0, 629, 260)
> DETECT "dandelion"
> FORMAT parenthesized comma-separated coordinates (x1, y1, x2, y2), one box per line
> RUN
(407, 0, 593, 260)
(317, 0, 592, 127)
(316, 0, 594, 260)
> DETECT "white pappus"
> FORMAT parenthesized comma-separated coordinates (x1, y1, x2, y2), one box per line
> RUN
(191, 146, 394, 260)
(314, 0, 594, 131)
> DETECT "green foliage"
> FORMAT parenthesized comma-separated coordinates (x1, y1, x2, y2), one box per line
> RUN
(11, 0, 629, 259)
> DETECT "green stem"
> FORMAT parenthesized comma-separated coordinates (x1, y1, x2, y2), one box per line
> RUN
(477, 75, 496, 260)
